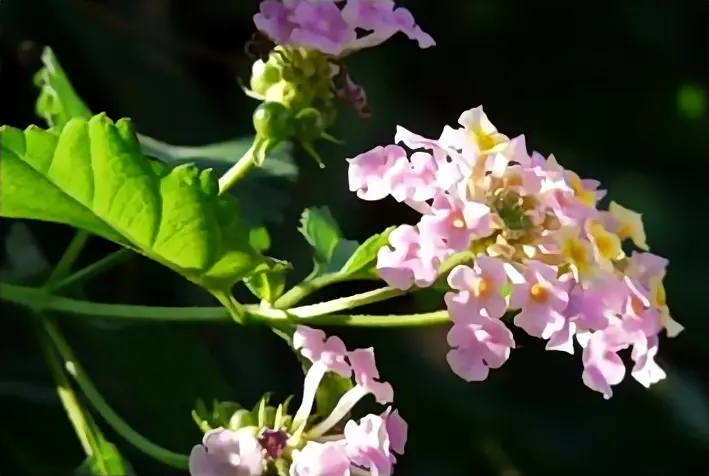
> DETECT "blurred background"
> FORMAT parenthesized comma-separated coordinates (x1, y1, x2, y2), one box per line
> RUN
(1, 0, 707, 475)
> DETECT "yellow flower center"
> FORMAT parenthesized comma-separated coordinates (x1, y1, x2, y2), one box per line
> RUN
(471, 276, 492, 298)
(530, 283, 548, 303)
(569, 174, 596, 206)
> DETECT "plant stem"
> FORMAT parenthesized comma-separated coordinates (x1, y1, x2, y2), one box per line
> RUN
(273, 273, 347, 309)
(45, 230, 91, 287)
(37, 326, 95, 457)
(1, 283, 450, 327)
(49, 248, 133, 293)
(292, 286, 402, 316)
(213, 290, 245, 324)
(217, 141, 259, 195)
(41, 318, 189, 469)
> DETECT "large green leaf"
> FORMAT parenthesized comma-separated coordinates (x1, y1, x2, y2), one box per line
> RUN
(34, 48, 92, 129)
(0, 115, 274, 290)
(34, 46, 298, 227)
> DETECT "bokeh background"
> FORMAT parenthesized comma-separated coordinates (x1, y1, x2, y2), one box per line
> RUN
(1, 0, 708, 475)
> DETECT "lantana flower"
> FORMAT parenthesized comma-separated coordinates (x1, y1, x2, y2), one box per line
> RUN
(247, 0, 434, 124)
(189, 325, 407, 476)
(347, 105, 681, 399)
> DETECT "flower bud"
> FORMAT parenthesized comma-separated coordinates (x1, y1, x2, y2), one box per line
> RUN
(250, 59, 282, 96)
(229, 408, 257, 430)
(252, 101, 295, 143)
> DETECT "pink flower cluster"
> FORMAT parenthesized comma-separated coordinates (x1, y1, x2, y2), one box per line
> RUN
(290, 325, 406, 476)
(347, 106, 683, 399)
(254, 0, 434, 57)
(189, 325, 407, 476)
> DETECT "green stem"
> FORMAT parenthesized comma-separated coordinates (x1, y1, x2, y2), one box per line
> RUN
(37, 325, 95, 457)
(45, 231, 91, 287)
(292, 286, 402, 316)
(213, 290, 245, 325)
(49, 248, 133, 293)
(217, 140, 264, 195)
(41, 318, 189, 469)
(274, 273, 347, 309)
(1, 283, 449, 327)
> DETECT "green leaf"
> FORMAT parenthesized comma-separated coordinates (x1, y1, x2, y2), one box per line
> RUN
(0, 115, 276, 290)
(340, 226, 396, 277)
(34, 47, 92, 129)
(244, 267, 289, 304)
(298, 206, 360, 277)
(33, 46, 297, 228)
(74, 428, 134, 476)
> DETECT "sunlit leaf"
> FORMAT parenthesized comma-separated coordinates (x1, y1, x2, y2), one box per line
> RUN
(0, 115, 278, 291)
(34, 47, 92, 129)
(340, 226, 396, 277)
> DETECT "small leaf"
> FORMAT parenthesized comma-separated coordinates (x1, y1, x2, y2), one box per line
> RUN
(298, 206, 360, 276)
(0, 115, 278, 290)
(244, 266, 289, 304)
(340, 226, 396, 277)
(33, 47, 92, 129)
(249, 227, 272, 253)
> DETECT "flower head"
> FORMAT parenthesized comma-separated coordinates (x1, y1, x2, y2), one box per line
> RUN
(254, 0, 433, 57)
(247, 0, 434, 138)
(347, 104, 680, 398)
(191, 326, 407, 475)
(190, 428, 265, 476)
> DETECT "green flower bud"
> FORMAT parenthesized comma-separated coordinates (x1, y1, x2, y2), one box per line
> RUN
(229, 408, 257, 430)
(250, 59, 282, 96)
(252, 102, 295, 142)
(294, 107, 326, 143)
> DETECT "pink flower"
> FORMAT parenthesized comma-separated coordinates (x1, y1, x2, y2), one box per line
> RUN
(509, 260, 570, 340)
(290, 441, 351, 476)
(347, 104, 677, 398)
(581, 329, 628, 399)
(348, 348, 394, 404)
(347, 145, 409, 201)
(630, 334, 666, 388)
(189, 428, 264, 476)
(253, 0, 433, 57)
(382, 408, 407, 457)
(344, 413, 395, 475)
(293, 326, 351, 377)
(445, 257, 509, 320)
(342, 0, 434, 49)
(290, 2, 357, 56)
(418, 193, 492, 251)
(446, 317, 515, 381)
(253, 1, 297, 45)
(376, 224, 444, 290)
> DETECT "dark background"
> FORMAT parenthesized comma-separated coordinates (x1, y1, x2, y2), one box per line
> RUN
(1, 0, 707, 475)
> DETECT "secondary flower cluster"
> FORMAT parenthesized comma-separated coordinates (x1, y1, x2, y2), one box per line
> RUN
(249, 0, 434, 124)
(254, 0, 434, 57)
(189, 326, 407, 476)
(347, 106, 683, 399)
